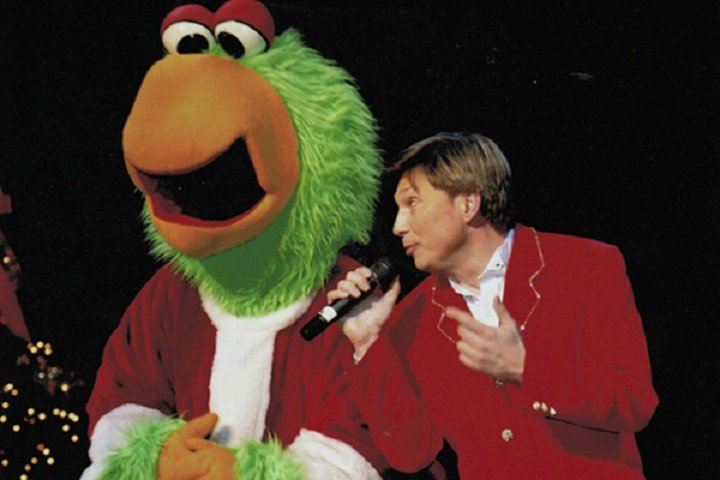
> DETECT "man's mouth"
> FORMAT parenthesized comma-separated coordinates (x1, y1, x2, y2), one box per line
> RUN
(139, 138, 266, 225)
(404, 243, 417, 256)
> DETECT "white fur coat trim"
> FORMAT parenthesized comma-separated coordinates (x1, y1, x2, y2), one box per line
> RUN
(288, 429, 382, 480)
(80, 403, 168, 480)
(201, 291, 315, 446)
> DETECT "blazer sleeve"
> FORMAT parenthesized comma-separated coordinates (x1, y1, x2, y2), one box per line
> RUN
(507, 245, 659, 433)
(346, 333, 444, 473)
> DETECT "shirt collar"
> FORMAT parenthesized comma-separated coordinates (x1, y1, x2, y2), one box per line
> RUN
(449, 228, 515, 294)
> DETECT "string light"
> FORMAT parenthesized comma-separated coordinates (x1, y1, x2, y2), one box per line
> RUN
(2, 232, 88, 478)
(1, 335, 88, 478)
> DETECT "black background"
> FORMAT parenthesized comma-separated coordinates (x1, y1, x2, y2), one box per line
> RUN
(1, 1, 718, 477)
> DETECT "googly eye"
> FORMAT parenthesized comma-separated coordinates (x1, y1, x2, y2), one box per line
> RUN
(214, 20, 268, 59)
(162, 21, 216, 55)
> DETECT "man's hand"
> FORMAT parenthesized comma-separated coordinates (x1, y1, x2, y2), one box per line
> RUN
(447, 297, 525, 382)
(158, 412, 237, 480)
(327, 267, 401, 361)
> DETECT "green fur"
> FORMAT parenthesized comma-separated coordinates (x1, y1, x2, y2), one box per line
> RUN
(98, 418, 302, 479)
(143, 28, 381, 316)
(235, 437, 303, 480)
(98, 416, 185, 479)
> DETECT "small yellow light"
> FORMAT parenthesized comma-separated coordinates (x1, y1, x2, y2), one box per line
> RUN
(20, 474, 28, 480)
(42, 448, 50, 456)
(30, 457, 38, 465)
(36, 341, 44, 348)
(71, 435, 79, 443)
(59, 410, 67, 418)
(52, 408, 60, 415)
(2, 255, 10, 264)
(3, 383, 13, 392)
(1, 458, 8, 467)
(47, 457, 55, 466)
(29, 346, 38, 354)
(1, 402, 8, 409)
(12, 424, 20, 432)
(38, 413, 47, 420)
(11, 389, 18, 397)
(60, 383, 70, 393)
(24, 464, 31, 472)
(61, 424, 70, 432)
(27, 408, 36, 416)
(0, 415, 6, 423)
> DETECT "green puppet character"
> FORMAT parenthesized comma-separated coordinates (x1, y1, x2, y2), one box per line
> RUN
(81, 1, 441, 479)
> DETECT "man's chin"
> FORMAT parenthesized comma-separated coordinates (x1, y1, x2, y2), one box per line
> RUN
(411, 255, 431, 273)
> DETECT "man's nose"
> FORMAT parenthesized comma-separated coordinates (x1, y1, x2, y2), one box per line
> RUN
(392, 211, 407, 237)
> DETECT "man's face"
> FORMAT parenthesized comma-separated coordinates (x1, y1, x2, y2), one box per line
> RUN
(392, 168, 468, 273)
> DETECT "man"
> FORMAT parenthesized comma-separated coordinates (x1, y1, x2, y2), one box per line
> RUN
(333, 132, 658, 478)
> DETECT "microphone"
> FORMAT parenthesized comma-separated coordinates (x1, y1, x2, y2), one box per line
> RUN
(301, 257, 397, 341)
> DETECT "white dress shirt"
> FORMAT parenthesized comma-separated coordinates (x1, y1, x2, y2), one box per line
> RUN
(448, 229, 515, 327)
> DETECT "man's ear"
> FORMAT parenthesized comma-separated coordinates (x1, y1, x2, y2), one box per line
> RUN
(462, 192, 482, 222)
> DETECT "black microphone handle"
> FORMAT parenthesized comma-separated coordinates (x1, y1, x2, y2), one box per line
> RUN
(300, 276, 378, 341)
(301, 257, 395, 341)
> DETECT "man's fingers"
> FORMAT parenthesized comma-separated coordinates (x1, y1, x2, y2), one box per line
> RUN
(458, 353, 476, 370)
(347, 269, 373, 291)
(382, 276, 401, 304)
(457, 323, 487, 346)
(448, 307, 494, 338)
(457, 340, 480, 360)
(327, 288, 349, 303)
(445, 306, 475, 325)
(335, 279, 363, 298)
(326, 267, 373, 303)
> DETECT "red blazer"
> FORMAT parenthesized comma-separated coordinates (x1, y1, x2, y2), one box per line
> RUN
(386, 225, 658, 479)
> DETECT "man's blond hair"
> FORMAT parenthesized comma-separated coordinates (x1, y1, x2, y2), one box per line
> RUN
(388, 132, 513, 228)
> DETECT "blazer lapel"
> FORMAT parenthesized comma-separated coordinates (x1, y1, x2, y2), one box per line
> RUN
(430, 275, 467, 344)
(504, 225, 546, 333)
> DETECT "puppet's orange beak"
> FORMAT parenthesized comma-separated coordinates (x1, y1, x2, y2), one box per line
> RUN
(123, 54, 298, 258)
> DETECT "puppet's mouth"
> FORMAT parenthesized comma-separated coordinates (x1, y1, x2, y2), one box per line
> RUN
(141, 138, 266, 224)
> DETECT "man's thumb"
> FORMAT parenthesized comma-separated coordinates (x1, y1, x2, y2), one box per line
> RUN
(493, 296, 514, 326)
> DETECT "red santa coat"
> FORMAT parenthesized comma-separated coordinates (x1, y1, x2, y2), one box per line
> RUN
(85, 256, 439, 478)
(382, 226, 658, 479)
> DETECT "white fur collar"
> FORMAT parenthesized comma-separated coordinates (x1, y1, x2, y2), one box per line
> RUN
(200, 291, 315, 446)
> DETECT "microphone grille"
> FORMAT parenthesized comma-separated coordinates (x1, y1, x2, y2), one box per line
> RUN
(370, 257, 396, 280)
